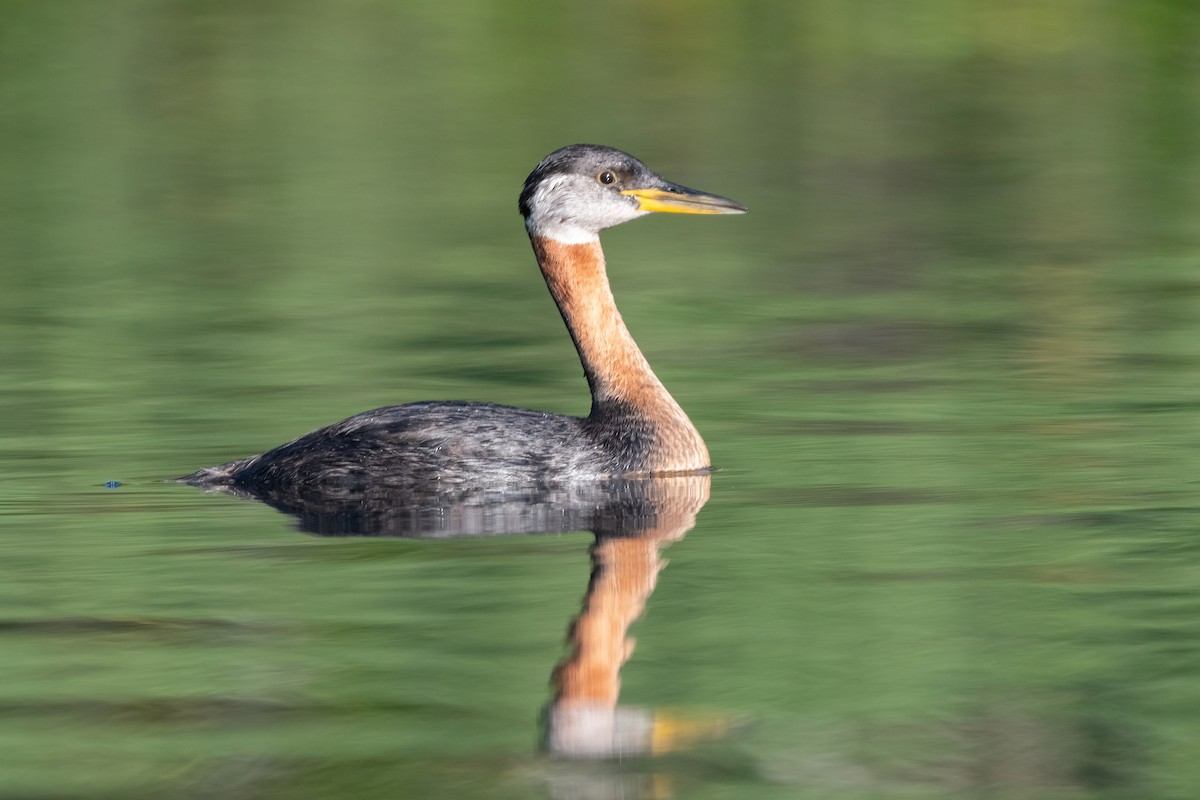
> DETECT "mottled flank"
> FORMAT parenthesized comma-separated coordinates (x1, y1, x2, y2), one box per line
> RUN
(181, 400, 660, 495)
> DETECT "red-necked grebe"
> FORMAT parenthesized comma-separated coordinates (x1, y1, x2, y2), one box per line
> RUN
(181, 144, 746, 492)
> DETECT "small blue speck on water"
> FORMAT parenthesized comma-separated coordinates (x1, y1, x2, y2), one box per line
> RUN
(104, 481, 122, 489)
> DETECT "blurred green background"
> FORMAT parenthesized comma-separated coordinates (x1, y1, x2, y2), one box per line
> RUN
(2, 1, 1200, 798)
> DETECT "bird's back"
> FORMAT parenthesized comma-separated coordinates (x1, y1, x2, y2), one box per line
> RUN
(181, 400, 633, 495)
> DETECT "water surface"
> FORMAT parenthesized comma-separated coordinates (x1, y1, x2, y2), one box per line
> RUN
(3, 2, 1200, 798)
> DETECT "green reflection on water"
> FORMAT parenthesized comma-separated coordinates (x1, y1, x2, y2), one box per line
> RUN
(2, 1, 1200, 798)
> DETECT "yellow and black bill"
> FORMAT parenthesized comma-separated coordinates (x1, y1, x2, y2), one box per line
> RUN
(622, 180, 747, 215)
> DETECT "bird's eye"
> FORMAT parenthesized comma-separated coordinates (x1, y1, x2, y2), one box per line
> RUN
(598, 171, 615, 185)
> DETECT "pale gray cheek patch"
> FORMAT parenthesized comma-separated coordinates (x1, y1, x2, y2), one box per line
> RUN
(523, 176, 646, 243)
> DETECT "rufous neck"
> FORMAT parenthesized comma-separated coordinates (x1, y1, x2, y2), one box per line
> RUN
(530, 235, 675, 413)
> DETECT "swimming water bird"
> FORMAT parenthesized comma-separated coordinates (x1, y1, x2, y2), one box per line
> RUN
(182, 144, 746, 493)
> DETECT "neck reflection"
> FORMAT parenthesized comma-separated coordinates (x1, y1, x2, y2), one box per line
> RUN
(546, 537, 692, 759)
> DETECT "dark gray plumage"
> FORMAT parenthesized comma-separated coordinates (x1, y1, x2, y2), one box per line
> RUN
(182, 400, 655, 494)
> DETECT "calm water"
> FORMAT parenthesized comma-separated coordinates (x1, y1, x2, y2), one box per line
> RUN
(3, 2, 1200, 798)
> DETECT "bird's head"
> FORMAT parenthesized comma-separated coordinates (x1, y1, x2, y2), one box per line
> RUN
(519, 144, 747, 244)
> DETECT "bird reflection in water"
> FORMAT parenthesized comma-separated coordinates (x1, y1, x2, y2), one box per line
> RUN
(215, 472, 734, 777)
